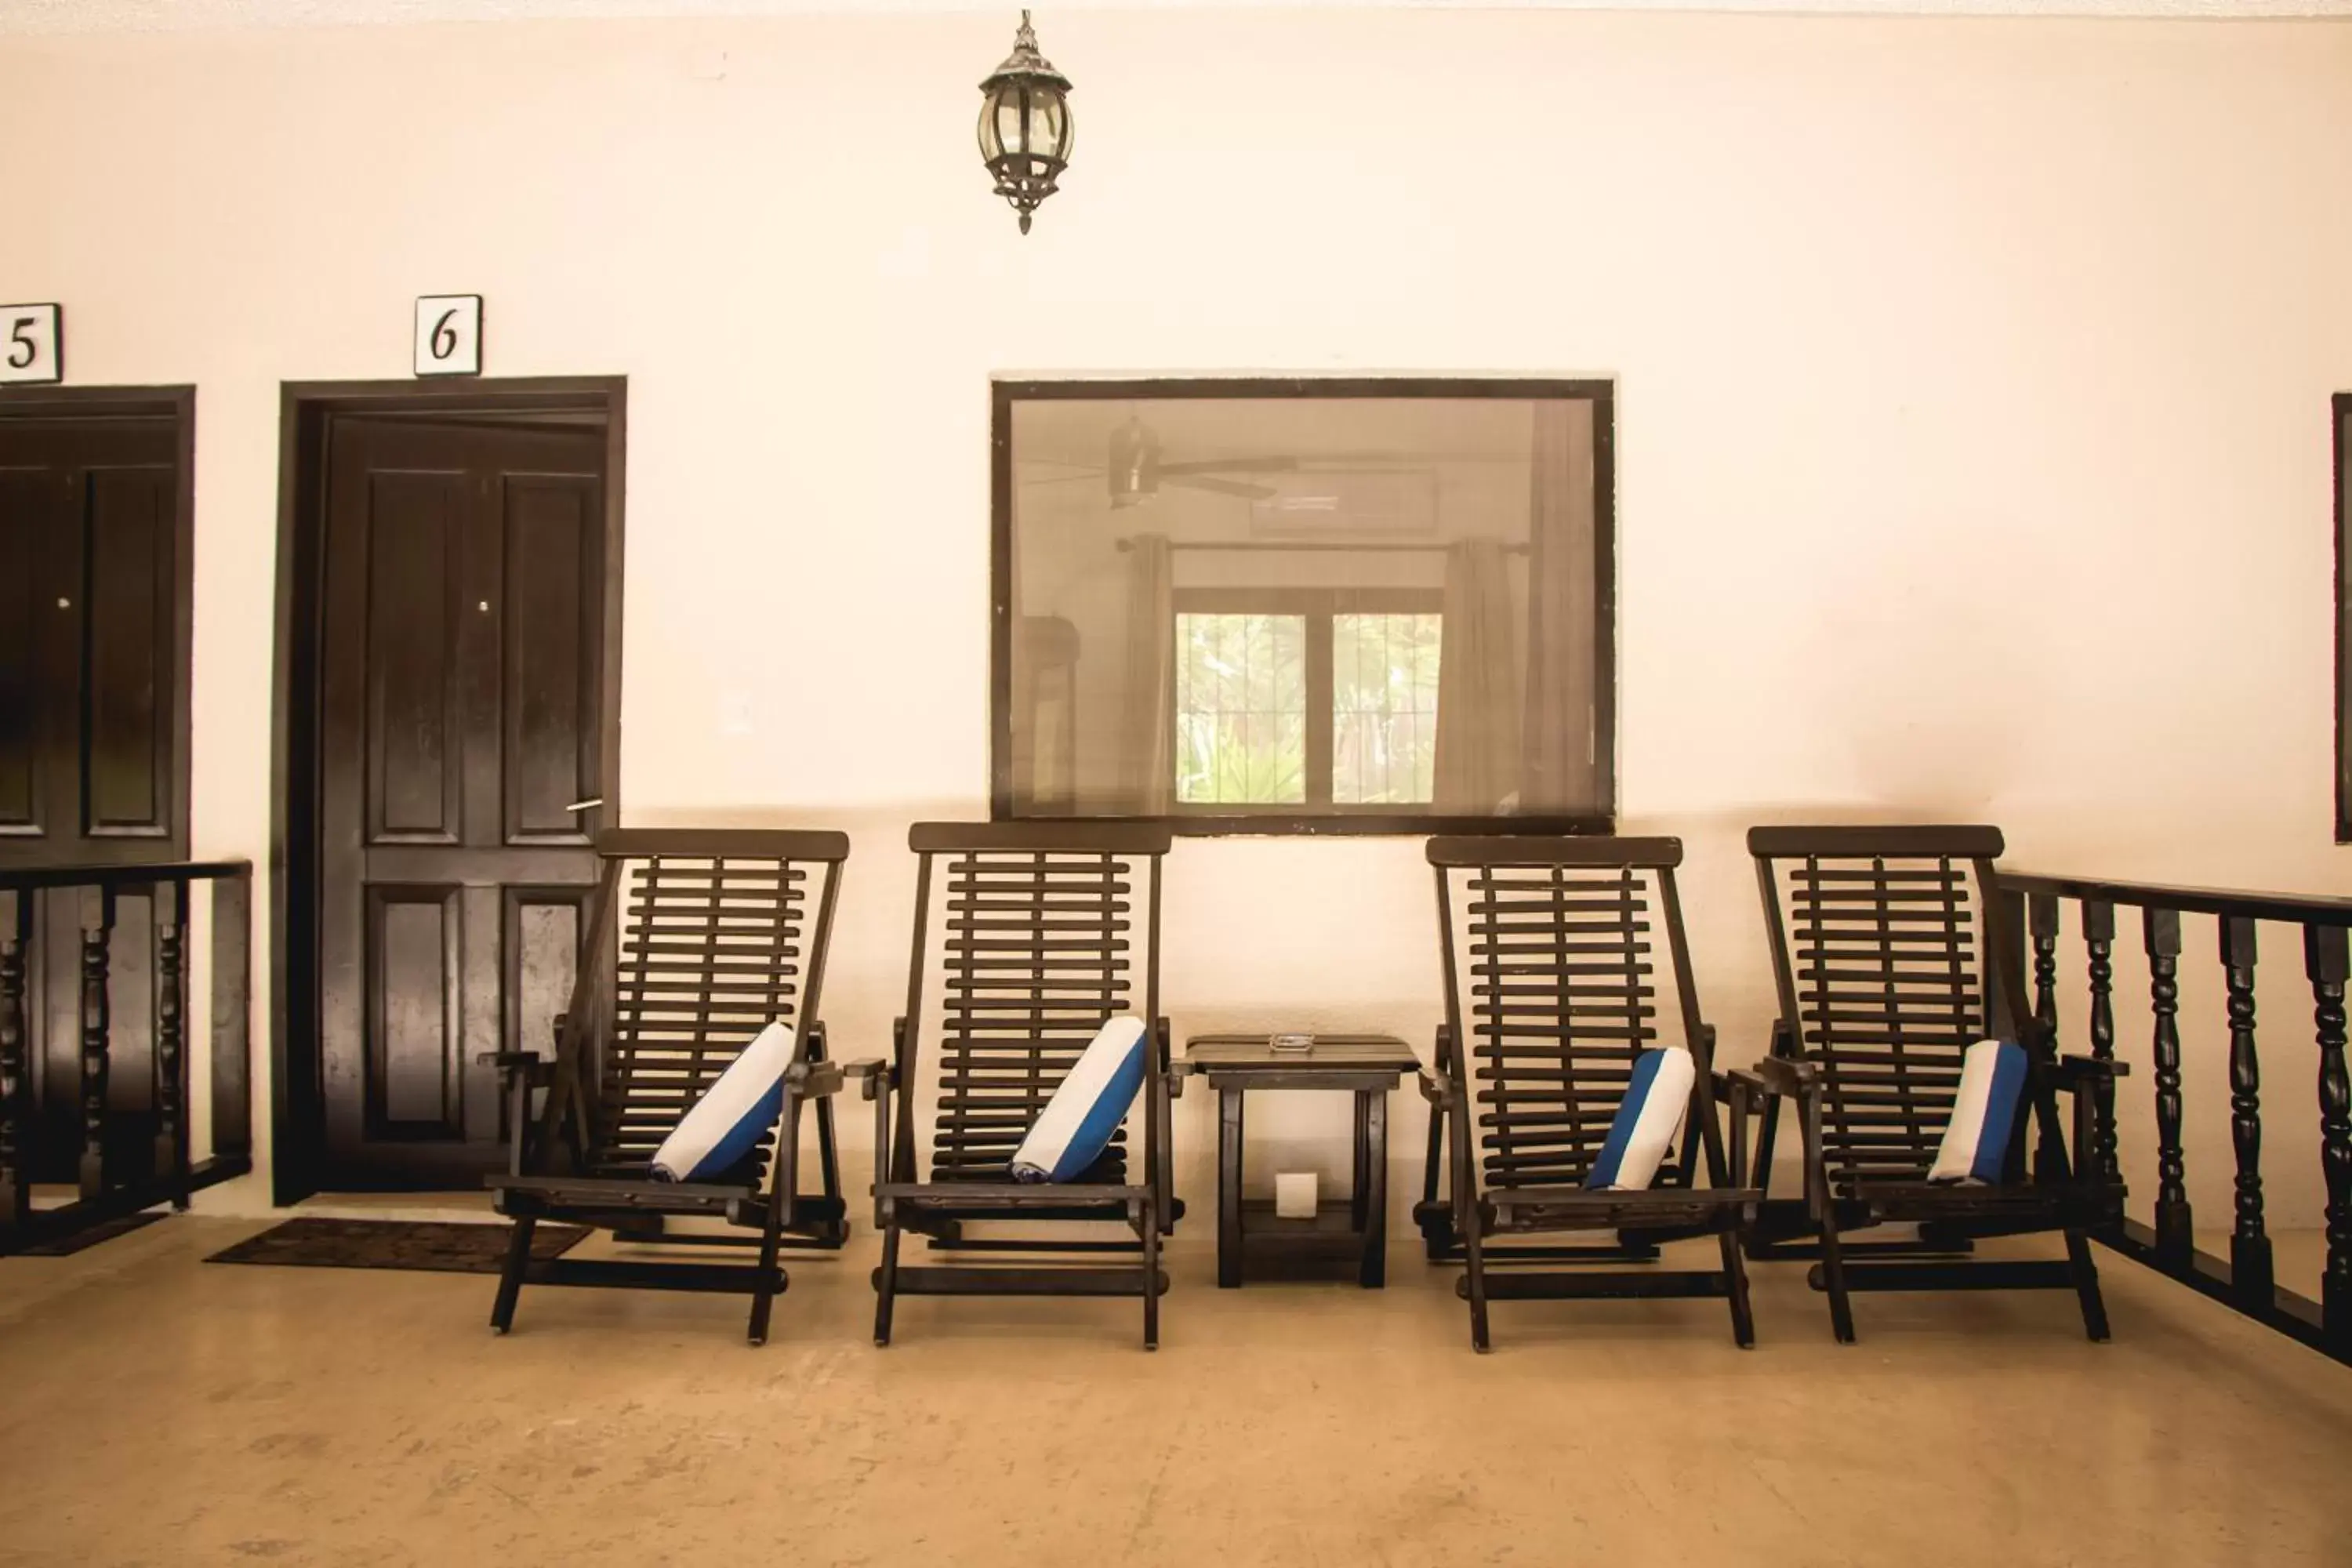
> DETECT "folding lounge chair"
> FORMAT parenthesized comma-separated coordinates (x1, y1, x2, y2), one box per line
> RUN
(857, 822, 1179, 1349)
(1744, 825, 2124, 1343)
(483, 828, 853, 1344)
(1420, 836, 1760, 1351)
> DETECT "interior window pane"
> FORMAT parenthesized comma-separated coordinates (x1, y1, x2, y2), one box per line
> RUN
(1000, 387, 1610, 826)
(1334, 612, 1442, 804)
(1175, 612, 1306, 804)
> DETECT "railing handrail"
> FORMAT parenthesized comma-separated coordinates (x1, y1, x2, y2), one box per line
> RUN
(0, 859, 252, 894)
(1998, 868, 2352, 927)
(1994, 862, 2352, 1366)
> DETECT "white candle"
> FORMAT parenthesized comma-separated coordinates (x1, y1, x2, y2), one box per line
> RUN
(1274, 1171, 1319, 1220)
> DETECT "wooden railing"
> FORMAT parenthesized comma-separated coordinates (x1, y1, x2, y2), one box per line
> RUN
(1994, 869, 2350, 1364)
(0, 860, 252, 1254)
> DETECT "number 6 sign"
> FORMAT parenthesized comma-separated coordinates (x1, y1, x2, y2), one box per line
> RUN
(0, 304, 62, 385)
(413, 295, 482, 378)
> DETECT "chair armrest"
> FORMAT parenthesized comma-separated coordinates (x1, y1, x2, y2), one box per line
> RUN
(474, 1051, 556, 1086)
(1715, 1067, 1770, 1098)
(1418, 1070, 1455, 1107)
(1750, 1056, 1817, 1097)
(784, 1057, 845, 1098)
(2053, 1054, 2130, 1091)
(843, 1058, 891, 1102)
(1159, 1019, 1184, 1100)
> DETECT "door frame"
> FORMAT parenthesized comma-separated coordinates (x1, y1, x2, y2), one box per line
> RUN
(269, 376, 625, 1203)
(0, 383, 195, 866)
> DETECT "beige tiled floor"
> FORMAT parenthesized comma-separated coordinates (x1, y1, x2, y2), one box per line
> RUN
(2, 1214, 2349, 1566)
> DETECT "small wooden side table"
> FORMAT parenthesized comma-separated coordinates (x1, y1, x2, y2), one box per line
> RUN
(1178, 1033, 1420, 1289)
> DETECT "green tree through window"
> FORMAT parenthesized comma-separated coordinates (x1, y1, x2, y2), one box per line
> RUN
(1174, 600, 1440, 808)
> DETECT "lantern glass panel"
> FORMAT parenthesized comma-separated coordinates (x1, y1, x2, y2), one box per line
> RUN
(996, 92, 1033, 157)
(978, 94, 1004, 160)
(1032, 92, 1069, 159)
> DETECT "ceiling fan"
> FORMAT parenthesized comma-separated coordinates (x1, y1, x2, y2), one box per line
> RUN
(1033, 414, 1302, 507)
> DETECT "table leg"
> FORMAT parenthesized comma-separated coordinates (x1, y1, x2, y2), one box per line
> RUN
(1352, 1090, 1370, 1231)
(1218, 1086, 1244, 1288)
(1360, 1089, 1388, 1289)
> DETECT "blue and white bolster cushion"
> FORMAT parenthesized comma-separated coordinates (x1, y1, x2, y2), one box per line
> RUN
(1586, 1047, 1696, 1192)
(649, 1019, 797, 1182)
(1011, 1015, 1149, 1183)
(1929, 1038, 2030, 1184)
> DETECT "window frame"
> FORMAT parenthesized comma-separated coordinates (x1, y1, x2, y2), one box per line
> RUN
(1171, 586, 1444, 815)
(2336, 392, 2350, 844)
(991, 376, 1617, 837)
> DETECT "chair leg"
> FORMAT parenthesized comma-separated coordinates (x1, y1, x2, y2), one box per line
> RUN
(873, 1211, 902, 1347)
(489, 1216, 535, 1335)
(1817, 1208, 1857, 1345)
(746, 1224, 784, 1347)
(2064, 1227, 2111, 1342)
(1718, 1227, 1756, 1349)
(1140, 1204, 1161, 1352)
(1461, 1203, 1493, 1353)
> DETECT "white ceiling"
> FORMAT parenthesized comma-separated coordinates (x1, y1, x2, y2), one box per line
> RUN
(5, 0, 2348, 33)
(1012, 397, 1543, 474)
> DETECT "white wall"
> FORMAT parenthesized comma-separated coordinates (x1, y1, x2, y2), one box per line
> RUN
(5, 7, 2349, 1246)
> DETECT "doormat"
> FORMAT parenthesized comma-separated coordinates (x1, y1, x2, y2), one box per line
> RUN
(205, 1218, 588, 1275)
(11, 1210, 172, 1257)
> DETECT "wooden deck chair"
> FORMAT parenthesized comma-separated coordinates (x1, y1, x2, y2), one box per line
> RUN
(483, 828, 853, 1344)
(1744, 825, 2124, 1343)
(1420, 836, 1760, 1352)
(855, 822, 1178, 1349)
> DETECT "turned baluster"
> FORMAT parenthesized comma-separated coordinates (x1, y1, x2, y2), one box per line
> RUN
(0, 889, 27, 1236)
(78, 884, 116, 1200)
(2307, 923, 2352, 1352)
(2146, 906, 2192, 1265)
(154, 879, 189, 1203)
(2029, 893, 2061, 1181)
(2083, 899, 2122, 1190)
(2220, 915, 2270, 1308)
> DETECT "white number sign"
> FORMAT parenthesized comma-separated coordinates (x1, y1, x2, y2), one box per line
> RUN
(414, 295, 482, 377)
(0, 304, 61, 385)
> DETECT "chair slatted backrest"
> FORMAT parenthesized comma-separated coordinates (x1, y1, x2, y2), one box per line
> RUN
(1430, 837, 1717, 1192)
(1748, 825, 2007, 1187)
(560, 828, 848, 1183)
(898, 822, 1170, 1183)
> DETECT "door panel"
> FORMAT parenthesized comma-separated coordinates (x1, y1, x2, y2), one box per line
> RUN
(364, 470, 465, 843)
(501, 476, 598, 843)
(0, 469, 47, 834)
(365, 885, 462, 1138)
(506, 887, 586, 1062)
(315, 414, 607, 1188)
(84, 466, 172, 837)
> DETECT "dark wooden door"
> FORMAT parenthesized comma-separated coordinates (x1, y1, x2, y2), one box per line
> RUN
(0, 406, 187, 1178)
(314, 415, 608, 1188)
(0, 413, 181, 866)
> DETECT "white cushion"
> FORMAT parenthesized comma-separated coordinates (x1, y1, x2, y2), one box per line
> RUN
(1010, 1016, 1149, 1183)
(1929, 1038, 2030, 1184)
(649, 1019, 796, 1183)
(1584, 1047, 1695, 1192)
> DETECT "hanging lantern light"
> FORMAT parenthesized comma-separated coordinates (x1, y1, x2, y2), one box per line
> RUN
(977, 10, 1074, 234)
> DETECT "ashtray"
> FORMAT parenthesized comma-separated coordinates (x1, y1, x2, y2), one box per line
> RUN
(1268, 1032, 1315, 1055)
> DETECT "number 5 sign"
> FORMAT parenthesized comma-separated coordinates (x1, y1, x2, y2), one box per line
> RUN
(413, 295, 483, 377)
(0, 304, 62, 385)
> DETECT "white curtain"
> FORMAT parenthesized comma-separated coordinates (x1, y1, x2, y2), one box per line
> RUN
(1519, 401, 1599, 813)
(1120, 533, 1174, 815)
(1432, 537, 1522, 813)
